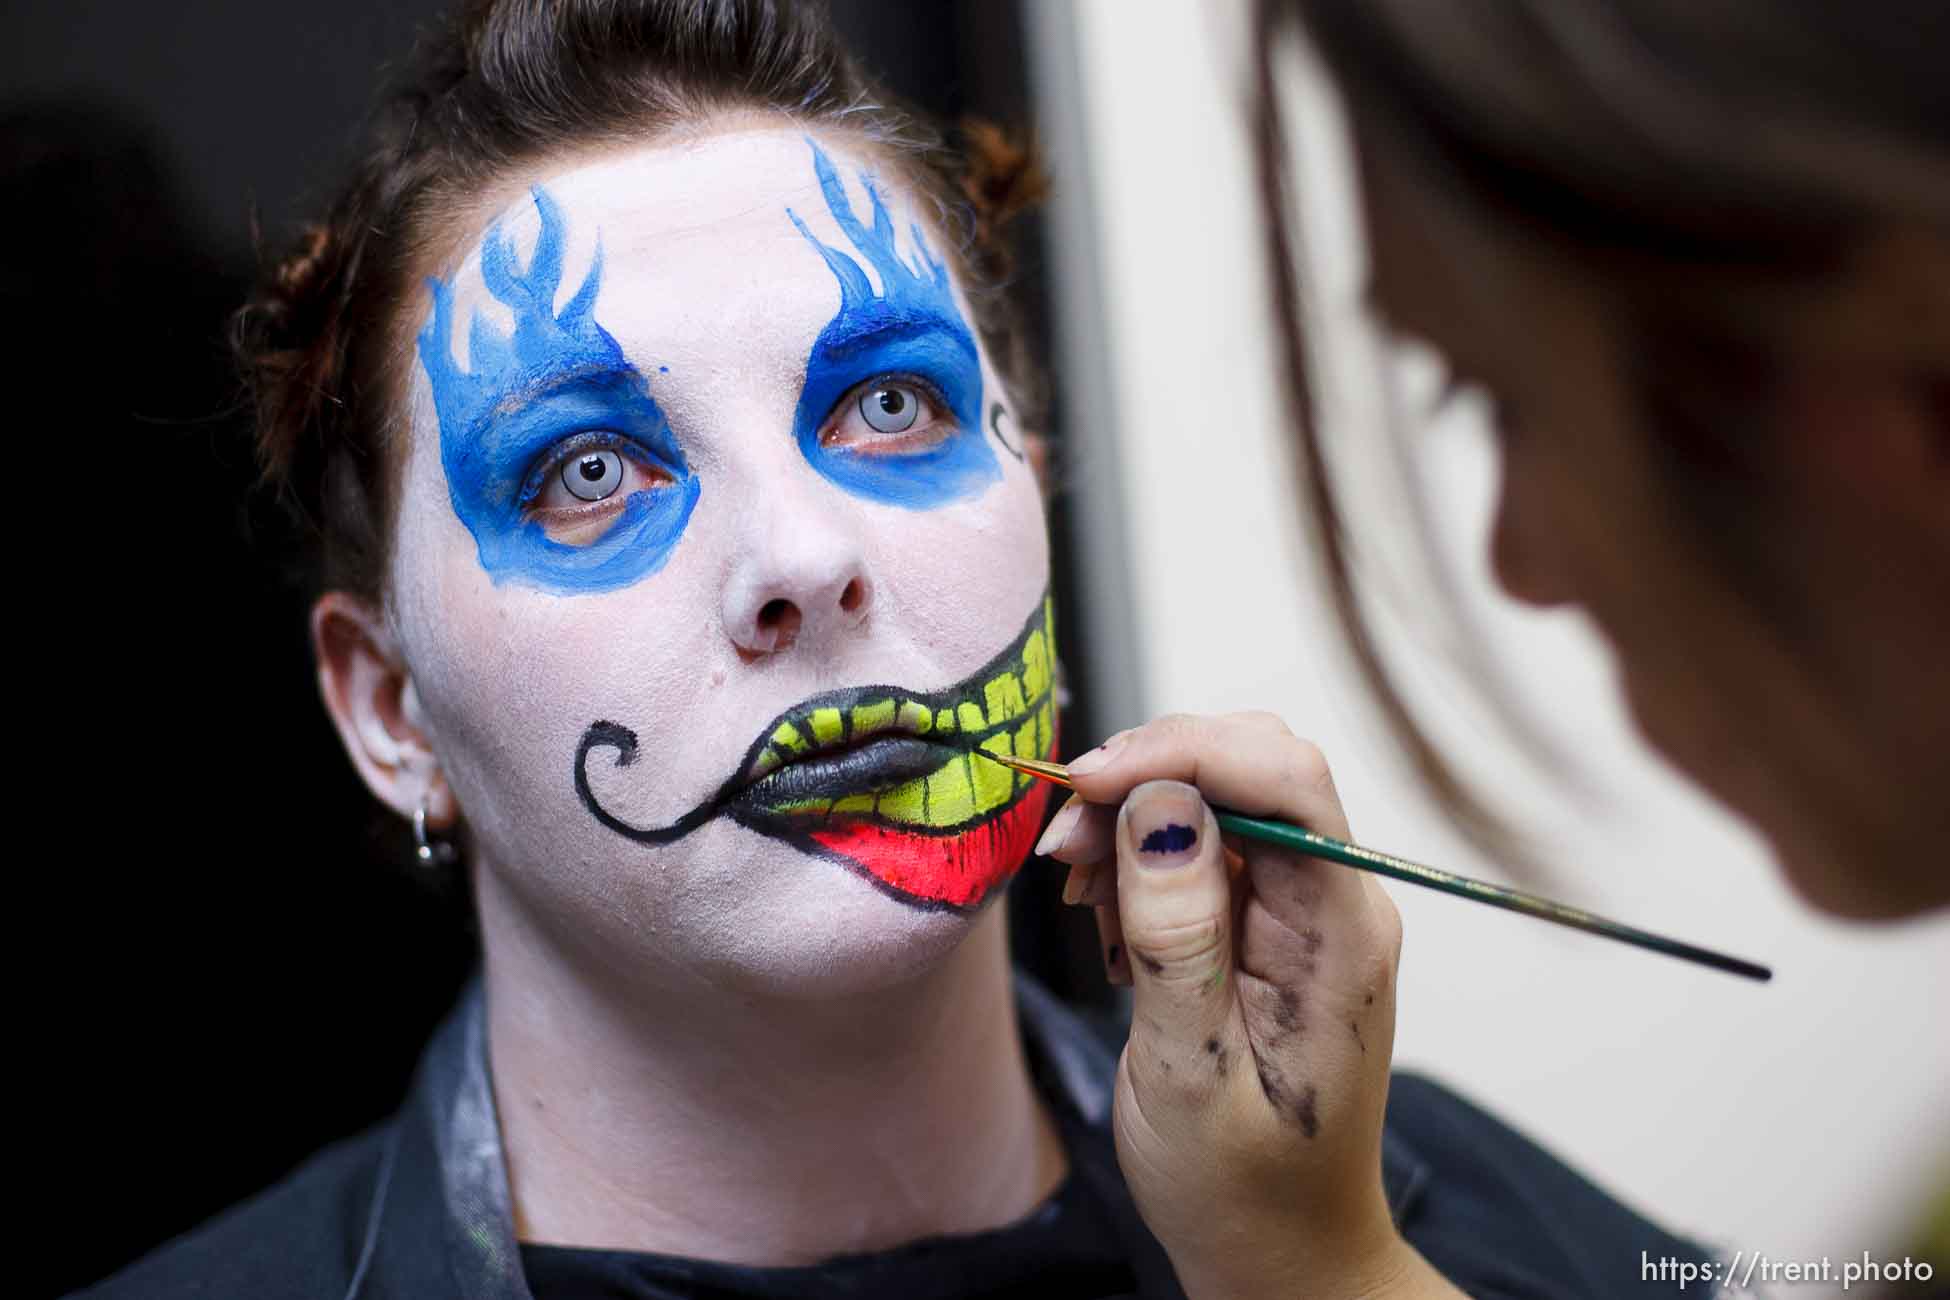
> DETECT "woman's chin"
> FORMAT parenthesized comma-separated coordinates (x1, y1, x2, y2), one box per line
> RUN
(702, 873, 1000, 999)
(477, 813, 1017, 1001)
(645, 824, 1011, 998)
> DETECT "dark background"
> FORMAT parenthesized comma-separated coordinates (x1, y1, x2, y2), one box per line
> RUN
(5, 3, 1108, 1294)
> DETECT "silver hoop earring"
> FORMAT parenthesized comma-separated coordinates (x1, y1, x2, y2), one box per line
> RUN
(414, 796, 458, 868)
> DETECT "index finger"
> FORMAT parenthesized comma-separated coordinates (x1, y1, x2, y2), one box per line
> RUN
(1065, 712, 1352, 842)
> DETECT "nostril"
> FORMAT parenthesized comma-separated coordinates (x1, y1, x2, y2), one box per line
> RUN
(756, 598, 802, 651)
(838, 578, 866, 614)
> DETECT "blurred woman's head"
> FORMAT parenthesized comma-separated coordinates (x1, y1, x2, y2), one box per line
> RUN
(1256, 0, 1950, 917)
(237, 0, 1058, 998)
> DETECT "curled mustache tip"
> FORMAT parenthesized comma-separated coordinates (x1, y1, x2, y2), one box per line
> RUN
(581, 719, 640, 767)
(574, 718, 714, 846)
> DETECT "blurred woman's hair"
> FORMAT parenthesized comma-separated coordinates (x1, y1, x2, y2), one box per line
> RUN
(1250, 0, 1950, 850)
(236, 0, 1045, 600)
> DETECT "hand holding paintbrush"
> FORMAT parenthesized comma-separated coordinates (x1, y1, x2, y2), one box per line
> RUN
(990, 712, 1769, 1298)
(1011, 712, 1471, 1300)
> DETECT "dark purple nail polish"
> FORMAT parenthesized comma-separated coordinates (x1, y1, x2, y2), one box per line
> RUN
(1140, 823, 1197, 854)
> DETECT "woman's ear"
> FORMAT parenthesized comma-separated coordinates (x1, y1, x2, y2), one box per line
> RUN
(311, 591, 457, 830)
(1024, 430, 1050, 491)
(1017, 427, 1052, 505)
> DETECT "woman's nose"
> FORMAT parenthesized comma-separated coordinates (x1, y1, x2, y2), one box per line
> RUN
(720, 511, 874, 657)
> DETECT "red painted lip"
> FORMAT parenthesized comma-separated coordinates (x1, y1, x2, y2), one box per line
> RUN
(800, 776, 1055, 910)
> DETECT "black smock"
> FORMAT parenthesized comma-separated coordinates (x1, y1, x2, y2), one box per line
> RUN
(75, 975, 1716, 1299)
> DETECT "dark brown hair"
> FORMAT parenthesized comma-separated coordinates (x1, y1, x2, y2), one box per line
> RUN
(236, 0, 1044, 600)
(1250, 0, 1950, 854)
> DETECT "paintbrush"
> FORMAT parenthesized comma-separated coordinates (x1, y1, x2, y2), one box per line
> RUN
(977, 751, 1772, 982)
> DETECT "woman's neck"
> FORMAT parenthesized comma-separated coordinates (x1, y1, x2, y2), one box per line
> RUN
(478, 892, 1068, 1266)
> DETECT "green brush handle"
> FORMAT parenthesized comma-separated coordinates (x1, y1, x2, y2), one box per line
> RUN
(1212, 811, 1772, 982)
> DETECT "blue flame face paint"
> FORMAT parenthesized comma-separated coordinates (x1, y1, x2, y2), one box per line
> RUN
(787, 142, 999, 510)
(418, 186, 700, 595)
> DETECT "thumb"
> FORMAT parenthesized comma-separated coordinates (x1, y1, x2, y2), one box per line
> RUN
(1116, 780, 1236, 1050)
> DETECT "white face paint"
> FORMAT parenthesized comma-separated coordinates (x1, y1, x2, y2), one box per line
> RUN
(391, 125, 1054, 994)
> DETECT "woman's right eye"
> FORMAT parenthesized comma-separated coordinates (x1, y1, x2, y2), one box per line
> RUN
(526, 439, 675, 546)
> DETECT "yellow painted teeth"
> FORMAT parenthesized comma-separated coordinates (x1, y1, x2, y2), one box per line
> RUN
(808, 708, 844, 746)
(1021, 624, 1051, 701)
(923, 758, 977, 826)
(875, 775, 929, 823)
(851, 698, 896, 736)
(983, 674, 1026, 731)
(970, 738, 1016, 809)
(748, 597, 1058, 830)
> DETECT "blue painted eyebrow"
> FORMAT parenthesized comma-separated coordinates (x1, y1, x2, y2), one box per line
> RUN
(472, 362, 646, 428)
(814, 305, 972, 358)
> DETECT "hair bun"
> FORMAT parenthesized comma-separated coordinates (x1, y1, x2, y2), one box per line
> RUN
(236, 217, 354, 496)
(958, 119, 1048, 265)
(270, 224, 338, 312)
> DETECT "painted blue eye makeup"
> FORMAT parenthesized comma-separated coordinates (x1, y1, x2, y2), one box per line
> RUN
(417, 185, 699, 595)
(787, 140, 1000, 509)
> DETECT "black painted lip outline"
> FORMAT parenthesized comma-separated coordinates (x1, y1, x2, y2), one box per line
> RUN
(573, 591, 1052, 847)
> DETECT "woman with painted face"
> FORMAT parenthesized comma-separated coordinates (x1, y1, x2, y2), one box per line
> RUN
(80, 3, 1713, 1299)
(1037, 2, 1950, 1297)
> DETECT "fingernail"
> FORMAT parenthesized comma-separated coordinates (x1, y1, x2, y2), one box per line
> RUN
(1062, 863, 1093, 905)
(1034, 800, 1085, 858)
(1124, 781, 1204, 869)
(1067, 728, 1133, 778)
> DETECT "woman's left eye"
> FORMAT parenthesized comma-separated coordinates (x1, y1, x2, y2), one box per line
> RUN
(822, 380, 951, 455)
